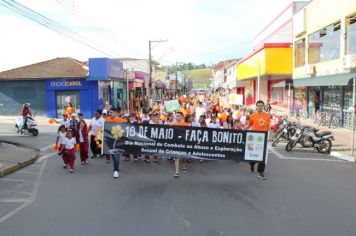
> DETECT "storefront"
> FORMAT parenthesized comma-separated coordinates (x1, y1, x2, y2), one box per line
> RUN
(294, 72, 356, 128)
(46, 58, 125, 118)
(88, 58, 125, 112)
(46, 78, 92, 118)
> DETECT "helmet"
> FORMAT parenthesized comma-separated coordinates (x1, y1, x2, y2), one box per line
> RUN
(23, 103, 30, 107)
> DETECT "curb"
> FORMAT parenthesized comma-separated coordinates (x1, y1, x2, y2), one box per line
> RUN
(330, 151, 356, 163)
(0, 152, 38, 177)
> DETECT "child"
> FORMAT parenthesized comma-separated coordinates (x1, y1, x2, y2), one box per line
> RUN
(77, 120, 89, 165)
(56, 125, 67, 168)
(59, 129, 77, 173)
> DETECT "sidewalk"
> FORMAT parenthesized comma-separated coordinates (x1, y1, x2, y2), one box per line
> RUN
(0, 142, 39, 177)
(272, 105, 356, 162)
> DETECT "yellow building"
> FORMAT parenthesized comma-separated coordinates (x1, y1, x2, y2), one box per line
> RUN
(292, 0, 356, 128)
(237, 2, 307, 106)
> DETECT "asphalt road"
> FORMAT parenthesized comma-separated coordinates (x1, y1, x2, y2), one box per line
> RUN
(1, 145, 356, 236)
(0, 123, 57, 150)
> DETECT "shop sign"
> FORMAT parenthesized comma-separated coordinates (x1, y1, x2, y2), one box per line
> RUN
(46, 79, 88, 90)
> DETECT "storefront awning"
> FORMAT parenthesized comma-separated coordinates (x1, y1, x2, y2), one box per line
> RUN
(293, 72, 356, 87)
(272, 81, 285, 88)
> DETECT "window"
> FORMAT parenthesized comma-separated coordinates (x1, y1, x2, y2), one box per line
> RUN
(294, 38, 305, 67)
(346, 14, 356, 54)
(308, 22, 341, 63)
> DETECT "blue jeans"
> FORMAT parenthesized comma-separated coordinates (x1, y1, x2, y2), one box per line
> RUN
(111, 153, 121, 172)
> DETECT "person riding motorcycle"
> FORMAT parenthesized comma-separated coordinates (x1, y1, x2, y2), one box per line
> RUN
(21, 103, 32, 130)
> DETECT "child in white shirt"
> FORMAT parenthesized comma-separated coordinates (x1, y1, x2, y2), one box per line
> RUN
(59, 129, 77, 173)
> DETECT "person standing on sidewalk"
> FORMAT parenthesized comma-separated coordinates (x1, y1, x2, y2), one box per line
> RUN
(88, 110, 105, 158)
(170, 111, 189, 178)
(244, 100, 271, 180)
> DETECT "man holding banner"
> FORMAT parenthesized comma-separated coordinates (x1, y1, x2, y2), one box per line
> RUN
(244, 100, 271, 180)
(170, 111, 189, 178)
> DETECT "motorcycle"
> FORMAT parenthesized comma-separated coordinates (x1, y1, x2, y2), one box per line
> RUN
(270, 115, 284, 133)
(271, 121, 298, 147)
(15, 114, 39, 136)
(285, 125, 334, 154)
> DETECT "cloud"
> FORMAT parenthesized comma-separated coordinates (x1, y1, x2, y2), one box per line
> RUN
(0, 0, 295, 70)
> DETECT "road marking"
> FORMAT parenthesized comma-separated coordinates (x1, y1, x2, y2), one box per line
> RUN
(269, 147, 344, 162)
(0, 178, 32, 182)
(0, 202, 31, 224)
(15, 171, 37, 175)
(31, 159, 47, 201)
(0, 159, 47, 224)
(35, 153, 56, 163)
(2, 189, 32, 195)
(0, 199, 32, 203)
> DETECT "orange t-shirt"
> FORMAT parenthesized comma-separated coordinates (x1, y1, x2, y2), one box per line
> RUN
(219, 112, 228, 122)
(180, 108, 191, 116)
(105, 117, 125, 123)
(248, 112, 271, 131)
(171, 121, 189, 127)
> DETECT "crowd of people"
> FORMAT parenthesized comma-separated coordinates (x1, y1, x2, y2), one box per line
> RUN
(54, 93, 271, 180)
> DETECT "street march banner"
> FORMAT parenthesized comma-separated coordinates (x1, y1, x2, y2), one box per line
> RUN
(164, 99, 180, 112)
(229, 94, 243, 105)
(103, 123, 268, 163)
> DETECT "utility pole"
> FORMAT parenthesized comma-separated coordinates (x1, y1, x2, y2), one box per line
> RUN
(175, 62, 178, 97)
(148, 39, 167, 106)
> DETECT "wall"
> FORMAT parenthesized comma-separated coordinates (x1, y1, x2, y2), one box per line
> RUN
(293, 0, 356, 78)
(0, 80, 47, 116)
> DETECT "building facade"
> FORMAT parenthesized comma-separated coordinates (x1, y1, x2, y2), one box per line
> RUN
(0, 57, 126, 118)
(292, 0, 356, 128)
(237, 1, 307, 106)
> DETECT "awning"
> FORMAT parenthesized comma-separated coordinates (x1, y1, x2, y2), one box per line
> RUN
(293, 72, 356, 87)
(272, 81, 285, 88)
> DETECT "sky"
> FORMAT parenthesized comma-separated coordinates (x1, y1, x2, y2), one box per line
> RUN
(0, 0, 296, 71)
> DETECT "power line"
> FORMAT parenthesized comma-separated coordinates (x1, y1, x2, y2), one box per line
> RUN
(0, 0, 147, 71)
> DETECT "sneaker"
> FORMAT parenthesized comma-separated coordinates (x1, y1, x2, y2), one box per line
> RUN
(153, 157, 158, 163)
(106, 160, 110, 164)
(257, 173, 266, 180)
(145, 157, 151, 163)
(173, 172, 180, 178)
(81, 161, 85, 165)
(85, 160, 89, 164)
(181, 167, 187, 173)
(63, 164, 67, 168)
(91, 155, 97, 159)
(124, 157, 130, 161)
(113, 171, 119, 178)
(70, 169, 74, 173)
(134, 158, 138, 162)
(199, 159, 204, 163)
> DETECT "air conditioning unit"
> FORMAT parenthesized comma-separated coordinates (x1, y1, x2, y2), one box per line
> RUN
(342, 55, 356, 69)
(304, 64, 315, 76)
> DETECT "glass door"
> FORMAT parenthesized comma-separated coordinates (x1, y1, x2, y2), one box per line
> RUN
(56, 90, 80, 118)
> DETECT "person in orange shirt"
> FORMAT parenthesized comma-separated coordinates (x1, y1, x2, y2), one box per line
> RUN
(244, 100, 271, 180)
(105, 108, 125, 178)
(170, 111, 189, 178)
